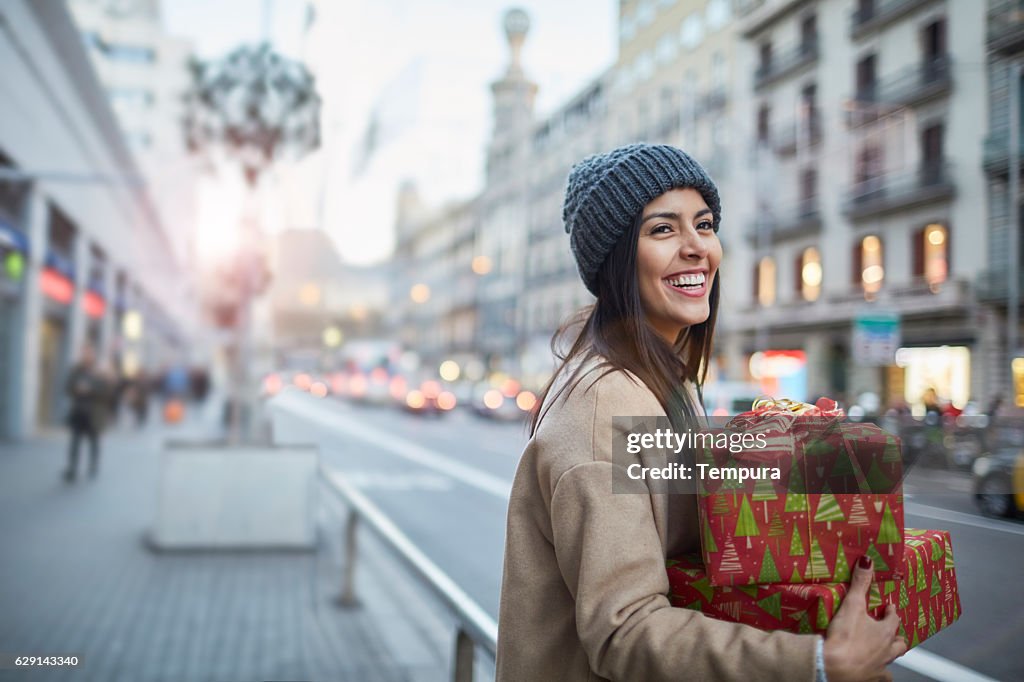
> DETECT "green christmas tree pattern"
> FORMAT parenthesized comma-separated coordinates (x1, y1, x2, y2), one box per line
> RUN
(916, 553, 928, 593)
(788, 458, 807, 494)
(865, 543, 889, 572)
(702, 516, 719, 554)
(752, 477, 778, 523)
(758, 592, 782, 620)
(789, 566, 804, 583)
(814, 493, 845, 531)
(759, 546, 781, 583)
(808, 538, 830, 579)
(930, 572, 942, 598)
(816, 599, 831, 630)
(868, 583, 883, 609)
(877, 503, 901, 556)
(789, 525, 806, 558)
(847, 495, 869, 545)
(719, 538, 743, 576)
(834, 545, 851, 582)
(785, 492, 809, 513)
(866, 460, 892, 493)
(735, 495, 760, 549)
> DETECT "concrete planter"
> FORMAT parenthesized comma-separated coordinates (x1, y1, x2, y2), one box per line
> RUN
(150, 441, 319, 551)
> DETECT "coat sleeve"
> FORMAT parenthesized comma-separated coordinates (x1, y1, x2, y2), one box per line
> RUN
(548, 376, 819, 681)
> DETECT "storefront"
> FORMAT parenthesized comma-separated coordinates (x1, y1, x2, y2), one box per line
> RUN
(0, 220, 27, 438)
(37, 259, 74, 426)
(892, 345, 971, 414)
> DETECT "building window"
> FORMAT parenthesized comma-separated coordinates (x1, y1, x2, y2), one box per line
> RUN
(711, 51, 726, 84)
(755, 256, 776, 306)
(921, 122, 944, 182)
(913, 223, 949, 291)
(801, 83, 820, 142)
(800, 14, 817, 53)
(105, 43, 156, 64)
(800, 167, 817, 206)
(921, 18, 947, 64)
(680, 14, 704, 49)
(855, 235, 884, 297)
(856, 53, 877, 102)
(798, 247, 822, 301)
(757, 104, 771, 142)
(706, 0, 731, 30)
(759, 41, 773, 73)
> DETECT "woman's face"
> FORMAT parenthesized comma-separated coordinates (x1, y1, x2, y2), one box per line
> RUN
(635, 187, 722, 343)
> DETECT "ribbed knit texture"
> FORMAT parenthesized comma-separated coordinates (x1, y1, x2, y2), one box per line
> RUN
(562, 143, 721, 296)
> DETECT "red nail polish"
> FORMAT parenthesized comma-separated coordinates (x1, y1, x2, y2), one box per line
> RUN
(858, 555, 872, 569)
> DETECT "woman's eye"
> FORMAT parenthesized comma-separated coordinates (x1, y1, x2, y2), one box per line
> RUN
(652, 224, 672, 234)
(698, 220, 717, 232)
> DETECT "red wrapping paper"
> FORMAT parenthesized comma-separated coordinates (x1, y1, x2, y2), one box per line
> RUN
(668, 529, 960, 647)
(697, 400, 904, 585)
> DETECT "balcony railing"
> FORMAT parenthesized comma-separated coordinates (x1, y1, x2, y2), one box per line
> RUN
(700, 87, 728, 116)
(850, 0, 937, 40)
(844, 162, 955, 220)
(772, 111, 822, 155)
(846, 56, 951, 126)
(983, 131, 1024, 176)
(988, 0, 1024, 54)
(754, 39, 819, 91)
(746, 199, 822, 243)
(976, 269, 1024, 302)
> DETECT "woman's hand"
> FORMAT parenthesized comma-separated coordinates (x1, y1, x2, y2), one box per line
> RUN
(823, 556, 907, 682)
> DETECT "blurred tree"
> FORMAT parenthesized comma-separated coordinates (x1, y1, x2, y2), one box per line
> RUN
(183, 43, 321, 188)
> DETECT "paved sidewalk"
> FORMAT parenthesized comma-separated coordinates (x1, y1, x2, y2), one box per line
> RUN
(0, 411, 456, 682)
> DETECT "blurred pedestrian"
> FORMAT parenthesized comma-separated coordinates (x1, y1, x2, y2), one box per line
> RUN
(126, 369, 151, 428)
(63, 346, 110, 481)
(496, 144, 905, 681)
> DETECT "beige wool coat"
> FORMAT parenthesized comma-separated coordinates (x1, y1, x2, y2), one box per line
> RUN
(496, 361, 819, 681)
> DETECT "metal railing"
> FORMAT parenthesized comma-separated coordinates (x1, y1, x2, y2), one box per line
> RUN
(320, 465, 498, 682)
(754, 39, 818, 91)
(850, 0, 936, 38)
(843, 162, 954, 219)
(988, 0, 1024, 54)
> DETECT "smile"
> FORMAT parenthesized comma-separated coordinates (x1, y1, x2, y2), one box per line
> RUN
(663, 271, 709, 298)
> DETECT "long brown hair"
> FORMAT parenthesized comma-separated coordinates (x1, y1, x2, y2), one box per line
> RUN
(529, 210, 719, 436)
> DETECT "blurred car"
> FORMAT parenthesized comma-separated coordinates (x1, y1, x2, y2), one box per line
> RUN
(972, 449, 1024, 518)
(401, 379, 457, 417)
(470, 380, 536, 422)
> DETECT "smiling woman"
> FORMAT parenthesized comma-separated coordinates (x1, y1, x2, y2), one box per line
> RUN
(636, 188, 722, 343)
(495, 143, 906, 682)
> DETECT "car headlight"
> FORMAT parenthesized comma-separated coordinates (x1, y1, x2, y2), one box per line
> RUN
(972, 457, 992, 478)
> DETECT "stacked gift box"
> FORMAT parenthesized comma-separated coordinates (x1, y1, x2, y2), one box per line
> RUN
(668, 398, 961, 647)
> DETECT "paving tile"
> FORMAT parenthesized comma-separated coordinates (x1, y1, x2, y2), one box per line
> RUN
(0, 417, 450, 682)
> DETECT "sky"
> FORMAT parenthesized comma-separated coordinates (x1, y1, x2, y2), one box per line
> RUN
(164, 0, 619, 265)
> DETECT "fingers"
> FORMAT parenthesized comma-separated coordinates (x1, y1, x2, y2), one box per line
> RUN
(880, 603, 901, 631)
(848, 555, 874, 599)
(887, 636, 908, 662)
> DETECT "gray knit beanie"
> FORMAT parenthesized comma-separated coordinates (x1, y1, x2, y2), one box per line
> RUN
(563, 143, 721, 296)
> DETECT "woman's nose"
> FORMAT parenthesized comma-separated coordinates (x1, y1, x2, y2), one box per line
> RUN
(678, 227, 709, 259)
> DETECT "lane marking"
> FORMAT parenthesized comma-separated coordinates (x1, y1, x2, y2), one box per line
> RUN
(272, 393, 512, 500)
(894, 648, 1000, 682)
(906, 502, 1024, 537)
(333, 470, 455, 492)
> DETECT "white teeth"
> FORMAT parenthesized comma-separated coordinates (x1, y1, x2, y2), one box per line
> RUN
(666, 273, 706, 287)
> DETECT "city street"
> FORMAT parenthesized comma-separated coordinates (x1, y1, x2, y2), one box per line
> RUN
(271, 388, 1024, 682)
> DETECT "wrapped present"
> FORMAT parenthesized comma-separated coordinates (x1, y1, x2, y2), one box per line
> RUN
(697, 398, 904, 585)
(668, 529, 960, 648)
